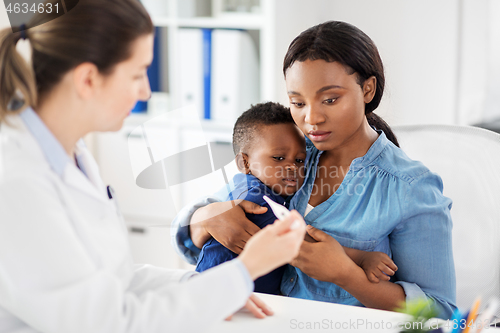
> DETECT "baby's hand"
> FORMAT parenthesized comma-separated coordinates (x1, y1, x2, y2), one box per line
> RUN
(359, 252, 398, 283)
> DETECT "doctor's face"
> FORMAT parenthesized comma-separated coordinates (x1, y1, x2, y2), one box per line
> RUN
(94, 34, 154, 131)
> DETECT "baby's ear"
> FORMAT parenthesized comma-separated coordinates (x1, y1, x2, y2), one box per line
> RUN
(235, 153, 250, 174)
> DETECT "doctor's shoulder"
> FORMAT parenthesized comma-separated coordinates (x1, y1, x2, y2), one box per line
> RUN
(0, 153, 58, 201)
(0, 125, 57, 195)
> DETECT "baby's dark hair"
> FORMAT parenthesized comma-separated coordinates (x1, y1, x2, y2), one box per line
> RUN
(233, 102, 295, 154)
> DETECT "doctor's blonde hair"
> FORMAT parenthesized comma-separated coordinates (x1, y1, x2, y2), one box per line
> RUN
(0, 0, 154, 123)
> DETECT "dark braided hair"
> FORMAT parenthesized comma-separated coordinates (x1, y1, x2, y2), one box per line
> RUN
(233, 102, 295, 154)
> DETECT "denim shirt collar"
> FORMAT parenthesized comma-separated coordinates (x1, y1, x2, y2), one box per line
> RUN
(19, 107, 70, 177)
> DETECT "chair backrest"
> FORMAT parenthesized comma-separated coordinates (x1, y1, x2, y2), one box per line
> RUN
(393, 124, 500, 316)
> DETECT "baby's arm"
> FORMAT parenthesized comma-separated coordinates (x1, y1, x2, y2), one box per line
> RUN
(344, 248, 398, 283)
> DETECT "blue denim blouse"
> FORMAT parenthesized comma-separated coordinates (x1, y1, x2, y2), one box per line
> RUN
(171, 131, 457, 319)
(281, 131, 456, 318)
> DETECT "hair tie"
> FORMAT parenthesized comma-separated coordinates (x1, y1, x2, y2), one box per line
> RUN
(19, 24, 27, 40)
(7, 90, 25, 111)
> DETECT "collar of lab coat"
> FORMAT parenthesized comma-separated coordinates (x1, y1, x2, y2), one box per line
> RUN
(19, 107, 71, 176)
(63, 144, 109, 204)
(3, 108, 109, 204)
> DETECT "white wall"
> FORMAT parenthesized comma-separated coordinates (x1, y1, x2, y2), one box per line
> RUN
(272, 0, 333, 107)
(0, 2, 10, 30)
(458, 0, 500, 126)
(0, 5, 31, 63)
(457, 0, 488, 125)
(273, 0, 460, 127)
(3, 1, 495, 128)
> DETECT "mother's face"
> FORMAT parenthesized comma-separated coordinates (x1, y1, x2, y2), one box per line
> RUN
(285, 59, 376, 152)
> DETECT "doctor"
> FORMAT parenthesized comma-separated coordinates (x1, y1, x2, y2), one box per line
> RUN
(0, 0, 306, 332)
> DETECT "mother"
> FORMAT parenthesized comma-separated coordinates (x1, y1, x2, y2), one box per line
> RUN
(172, 21, 456, 318)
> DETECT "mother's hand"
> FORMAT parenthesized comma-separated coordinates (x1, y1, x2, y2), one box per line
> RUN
(190, 200, 267, 253)
(291, 225, 355, 285)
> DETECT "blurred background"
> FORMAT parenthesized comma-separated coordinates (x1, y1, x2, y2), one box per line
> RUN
(1, 0, 499, 270)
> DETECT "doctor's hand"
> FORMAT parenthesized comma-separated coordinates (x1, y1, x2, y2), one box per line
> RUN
(239, 210, 306, 281)
(225, 294, 274, 321)
(291, 225, 357, 285)
(190, 200, 267, 253)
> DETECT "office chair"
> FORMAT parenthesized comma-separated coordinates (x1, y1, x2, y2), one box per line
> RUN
(393, 124, 500, 319)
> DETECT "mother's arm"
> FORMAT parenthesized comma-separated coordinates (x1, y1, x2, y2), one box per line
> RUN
(292, 172, 456, 319)
(170, 197, 266, 264)
(291, 226, 406, 311)
(170, 195, 221, 265)
(388, 172, 456, 318)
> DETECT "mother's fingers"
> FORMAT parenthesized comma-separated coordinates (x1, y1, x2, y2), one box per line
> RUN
(290, 240, 311, 267)
(239, 200, 268, 215)
(305, 225, 332, 242)
(217, 232, 246, 254)
(211, 219, 259, 254)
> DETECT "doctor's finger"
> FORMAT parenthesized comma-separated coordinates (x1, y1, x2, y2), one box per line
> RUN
(280, 230, 307, 256)
(243, 298, 267, 319)
(273, 211, 305, 236)
(249, 294, 274, 316)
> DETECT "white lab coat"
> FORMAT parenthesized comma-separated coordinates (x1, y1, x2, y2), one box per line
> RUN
(0, 115, 252, 333)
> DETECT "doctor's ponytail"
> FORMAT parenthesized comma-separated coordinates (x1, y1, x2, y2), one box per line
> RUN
(0, 27, 36, 122)
(0, 0, 153, 124)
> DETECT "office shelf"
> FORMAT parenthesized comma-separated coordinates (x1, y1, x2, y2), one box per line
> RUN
(153, 16, 264, 30)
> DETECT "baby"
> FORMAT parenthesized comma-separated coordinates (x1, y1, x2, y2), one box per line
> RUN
(195, 102, 397, 295)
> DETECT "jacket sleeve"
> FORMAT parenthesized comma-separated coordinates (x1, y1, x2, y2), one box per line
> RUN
(170, 195, 224, 265)
(389, 171, 457, 319)
(0, 175, 253, 333)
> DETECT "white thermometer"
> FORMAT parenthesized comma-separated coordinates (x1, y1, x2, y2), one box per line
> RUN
(263, 195, 301, 229)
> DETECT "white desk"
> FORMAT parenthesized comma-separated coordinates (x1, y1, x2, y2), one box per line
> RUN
(209, 293, 411, 333)
(209, 293, 500, 333)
